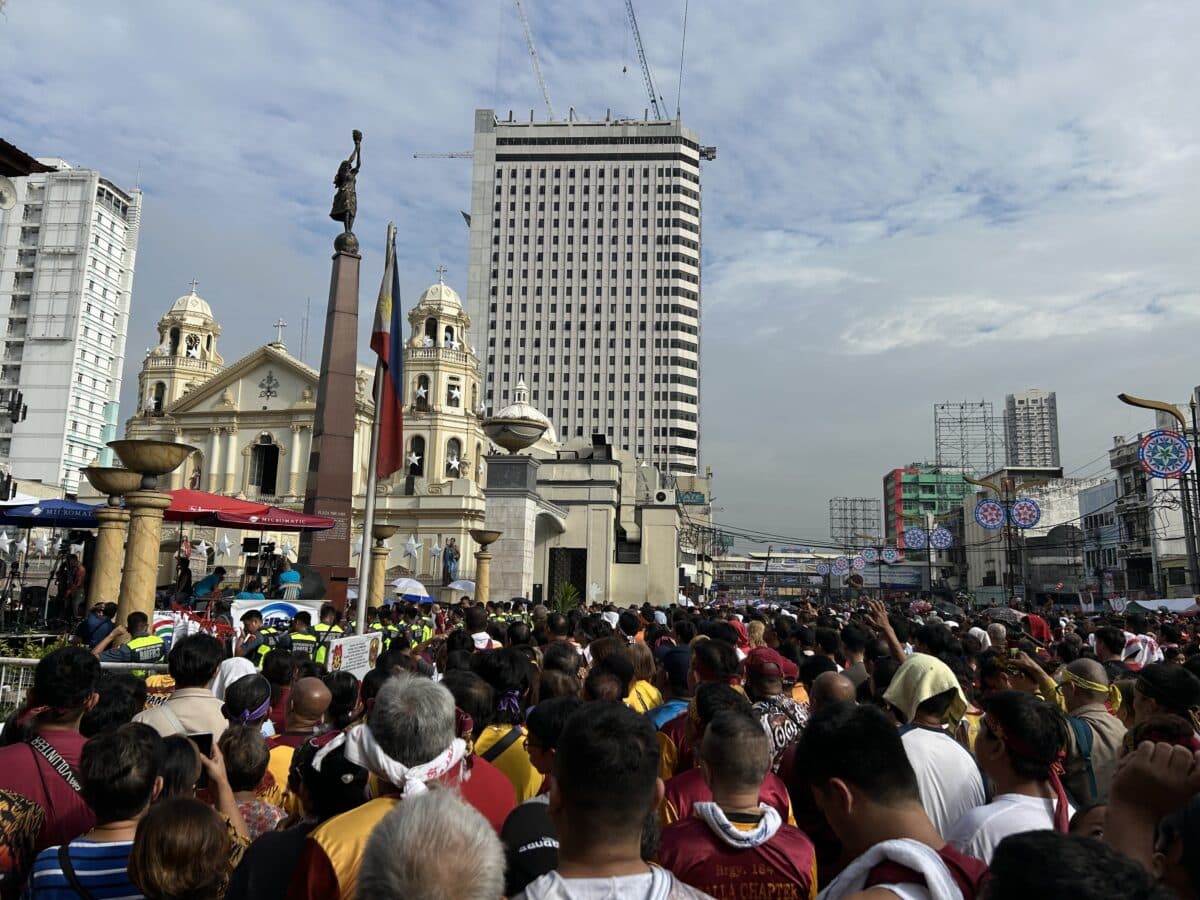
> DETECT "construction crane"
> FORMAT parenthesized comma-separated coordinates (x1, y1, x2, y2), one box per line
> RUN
(413, 152, 474, 159)
(513, 0, 555, 121)
(624, 0, 666, 120)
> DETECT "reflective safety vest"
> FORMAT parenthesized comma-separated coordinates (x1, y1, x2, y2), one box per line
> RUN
(382, 624, 400, 650)
(126, 634, 166, 664)
(289, 631, 318, 659)
(313, 623, 344, 665)
(250, 628, 281, 667)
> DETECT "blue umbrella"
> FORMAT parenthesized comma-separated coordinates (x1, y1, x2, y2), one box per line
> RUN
(0, 499, 101, 528)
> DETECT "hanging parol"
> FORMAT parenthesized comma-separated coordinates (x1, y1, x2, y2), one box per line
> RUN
(861, 546, 879, 563)
(1010, 497, 1042, 529)
(815, 562, 831, 576)
(851, 555, 867, 571)
(975, 499, 1006, 530)
(832, 556, 850, 573)
(881, 547, 900, 564)
(1138, 429, 1193, 479)
(904, 527, 928, 550)
(930, 526, 955, 550)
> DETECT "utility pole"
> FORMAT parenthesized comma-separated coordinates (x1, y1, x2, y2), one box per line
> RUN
(759, 545, 772, 602)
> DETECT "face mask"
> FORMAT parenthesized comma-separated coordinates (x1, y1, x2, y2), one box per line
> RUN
(260, 719, 276, 738)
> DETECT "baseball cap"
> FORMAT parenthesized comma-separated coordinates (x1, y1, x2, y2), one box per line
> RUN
(745, 647, 798, 681)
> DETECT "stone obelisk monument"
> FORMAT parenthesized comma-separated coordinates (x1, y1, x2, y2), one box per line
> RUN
(299, 129, 363, 609)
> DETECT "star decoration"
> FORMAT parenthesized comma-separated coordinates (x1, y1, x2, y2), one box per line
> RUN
(447, 456, 461, 473)
(404, 535, 422, 559)
(194, 540, 211, 558)
(0, 532, 9, 555)
(422, 336, 434, 347)
(447, 339, 461, 350)
(415, 385, 428, 399)
(588, 582, 602, 602)
(429, 541, 442, 558)
(32, 537, 48, 556)
(449, 387, 462, 402)
(15, 539, 26, 556)
(407, 452, 422, 468)
(216, 535, 233, 558)
(281, 540, 295, 558)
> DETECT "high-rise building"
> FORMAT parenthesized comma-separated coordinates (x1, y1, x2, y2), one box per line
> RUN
(466, 109, 708, 476)
(1004, 389, 1061, 468)
(0, 159, 142, 492)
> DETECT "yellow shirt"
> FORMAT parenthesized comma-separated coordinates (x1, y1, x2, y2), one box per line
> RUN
(309, 797, 397, 899)
(473, 724, 543, 802)
(625, 680, 665, 714)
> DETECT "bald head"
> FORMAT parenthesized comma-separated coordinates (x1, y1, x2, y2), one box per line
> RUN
(1063, 658, 1110, 710)
(287, 676, 332, 727)
(810, 671, 857, 713)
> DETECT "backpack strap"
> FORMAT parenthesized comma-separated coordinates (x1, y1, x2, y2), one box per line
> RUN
(57, 844, 98, 900)
(1067, 715, 1098, 804)
(481, 725, 523, 763)
(27, 736, 82, 794)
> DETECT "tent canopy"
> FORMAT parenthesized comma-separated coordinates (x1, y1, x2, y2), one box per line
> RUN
(165, 489, 270, 523)
(0, 499, 101, 528)
(206, 506, 335, 532)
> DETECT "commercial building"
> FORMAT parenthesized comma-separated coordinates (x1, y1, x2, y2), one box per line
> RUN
(0, 157, 141, 492)
(882, 463, 972, 549)
(1004, 389, 1061, 468)
(466, 109, 710, 477)
(1079, 479, 1123, 601)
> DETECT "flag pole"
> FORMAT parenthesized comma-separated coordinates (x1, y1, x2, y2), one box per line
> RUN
(356, 221, 394, 634)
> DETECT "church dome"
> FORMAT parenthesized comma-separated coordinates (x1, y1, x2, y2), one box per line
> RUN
(169, 285, 213, 321)
(492, 377, 558, 444)
(415, 279, 463, 312)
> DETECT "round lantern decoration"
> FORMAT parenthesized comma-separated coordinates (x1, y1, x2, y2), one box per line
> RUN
(930, 526, 955, 550)
(881, 547, 900, 564)
(904, 527, 928, 550)
(1138, 430, 1193, 479)
(975, 499, 1006, 530)
(1010, 497, 1042, 529)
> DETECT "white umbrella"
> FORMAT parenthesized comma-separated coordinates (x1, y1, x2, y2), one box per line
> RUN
(446, 579, 475, 595)
(390, 577, 431, 601)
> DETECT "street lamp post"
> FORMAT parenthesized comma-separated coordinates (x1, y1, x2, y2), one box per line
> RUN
(1117, 393, 1200, 594)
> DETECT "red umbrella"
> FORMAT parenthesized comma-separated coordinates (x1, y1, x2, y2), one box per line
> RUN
(207, 506, 336, 532)
(165, 489, 270, 523)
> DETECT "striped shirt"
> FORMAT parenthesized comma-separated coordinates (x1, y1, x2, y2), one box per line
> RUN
(26, 839, 140, 899)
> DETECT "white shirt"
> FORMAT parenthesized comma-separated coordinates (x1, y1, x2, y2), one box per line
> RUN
(946, 792, 1071, 864)
(899, 725, 986, 838)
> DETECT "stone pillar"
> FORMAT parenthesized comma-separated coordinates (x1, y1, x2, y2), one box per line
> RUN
(117, 490, 172, 623)
(474, 548, 493, 607)
(90, 506, 129, 607)
(206, 427, 222, 492)
(222, 426, 238, 494)
(300, 249, 361, 609)
(288, 424, 304, 497)
(484, 455, 542, 602)
(369, 543, 390, 607)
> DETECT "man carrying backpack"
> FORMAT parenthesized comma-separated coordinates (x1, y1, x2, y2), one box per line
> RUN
(1060, 658, 1126, 806)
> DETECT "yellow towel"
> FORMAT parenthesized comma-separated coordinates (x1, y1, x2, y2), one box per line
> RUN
(883, 653, 967, 726)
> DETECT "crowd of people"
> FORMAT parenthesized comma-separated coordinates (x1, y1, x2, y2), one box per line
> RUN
(0, 592, 1197, 899)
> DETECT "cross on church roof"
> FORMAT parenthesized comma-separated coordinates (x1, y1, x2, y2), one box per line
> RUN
(273, 319, 287, 344)
(188, 278, 199, 295)
(436, 264, 447, 284)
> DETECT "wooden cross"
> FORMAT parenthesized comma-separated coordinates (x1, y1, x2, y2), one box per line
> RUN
(273, 319, 287, 343)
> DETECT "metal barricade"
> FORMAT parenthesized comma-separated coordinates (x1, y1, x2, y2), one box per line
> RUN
(0, 656, 170, 718)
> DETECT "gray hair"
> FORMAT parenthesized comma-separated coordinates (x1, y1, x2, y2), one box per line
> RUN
(370, 672, 456, 766)
(358, 786, 505, 900)
(987, 623, 1008, 645)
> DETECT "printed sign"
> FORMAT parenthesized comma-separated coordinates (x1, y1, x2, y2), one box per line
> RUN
(325, 632, 384, 679)
(231, 598, 324, 634)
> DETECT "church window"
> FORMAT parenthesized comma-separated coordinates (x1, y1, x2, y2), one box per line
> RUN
(446, 378, 461, 408)
(249, 434, 280, 497)
(444, 325, 455, 346)
(168, 327, 180, 355)
(206, 334, 213, 353)
(409, 436, 425, 477)
(185, 334, 201, 358)
(415, 375, 430, 412)
(445, 438, 462, 477)
(424, 317, 438, 343)
(150, 382, 165, 414)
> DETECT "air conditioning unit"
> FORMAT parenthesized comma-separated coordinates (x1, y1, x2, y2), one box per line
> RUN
(653, 489, 675, 505)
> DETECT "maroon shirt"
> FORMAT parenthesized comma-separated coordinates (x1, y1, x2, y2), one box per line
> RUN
(0, 731, 95, 851)
(660, 814, 817, 899)
(659, 710, 693, 777)
(865, 843, 988, 900)
(662, 767, 792, 825)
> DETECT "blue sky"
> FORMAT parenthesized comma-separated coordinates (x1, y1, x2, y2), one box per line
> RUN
(2, 0, 1198, 541)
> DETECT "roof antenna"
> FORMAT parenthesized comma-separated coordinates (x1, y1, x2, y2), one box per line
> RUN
(676, 0, 690, 118)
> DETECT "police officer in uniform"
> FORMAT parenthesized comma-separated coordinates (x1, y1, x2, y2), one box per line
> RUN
(278, 611, 318, 660)
(92, 611, 166, 665)
(238, 609, 280, 667)
(313, 604, 344, 666)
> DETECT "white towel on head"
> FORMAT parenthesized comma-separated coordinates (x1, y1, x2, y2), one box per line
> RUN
(817, 839, 965, 900)
(210, 657, 257, 700)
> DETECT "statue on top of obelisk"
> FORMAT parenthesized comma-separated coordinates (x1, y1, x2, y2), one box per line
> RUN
(330, 129, 362, 253)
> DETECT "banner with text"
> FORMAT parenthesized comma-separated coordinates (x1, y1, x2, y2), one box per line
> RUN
(231, 598, 324, 635)
(325, 632, 384, 679)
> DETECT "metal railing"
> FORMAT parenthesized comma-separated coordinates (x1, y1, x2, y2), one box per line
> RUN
(0, 657, 170, 717)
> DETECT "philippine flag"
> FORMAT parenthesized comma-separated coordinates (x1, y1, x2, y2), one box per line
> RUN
(371, 224, 404, 480)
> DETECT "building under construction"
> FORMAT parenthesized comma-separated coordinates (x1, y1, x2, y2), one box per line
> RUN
(934, 401, 1000, 476)
(829, 497, 881, 546)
